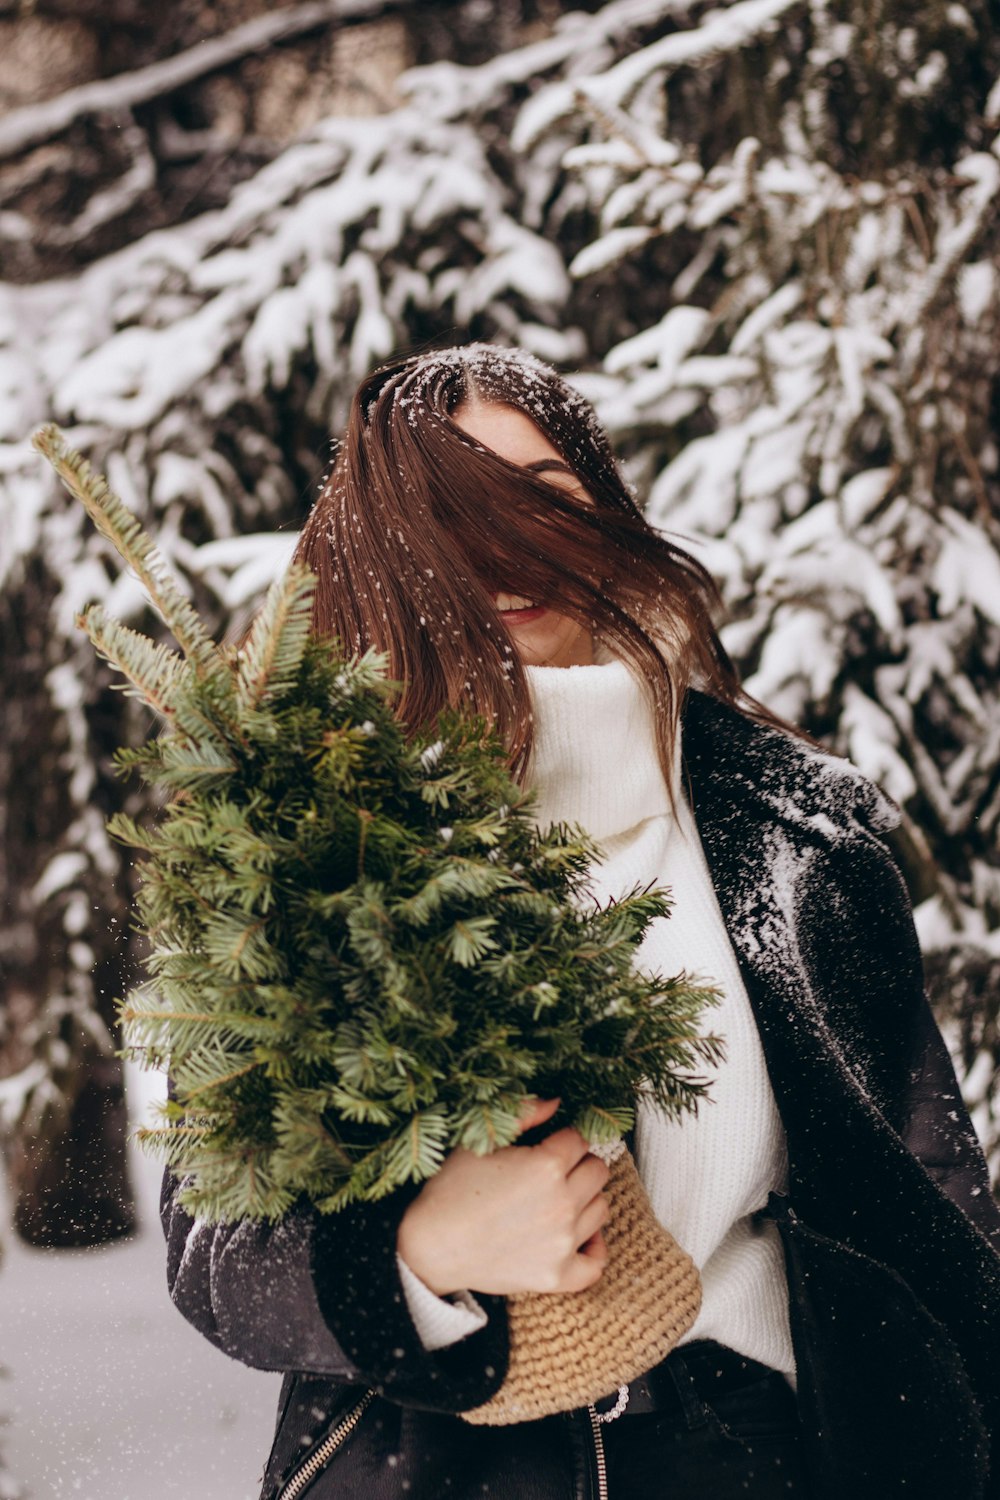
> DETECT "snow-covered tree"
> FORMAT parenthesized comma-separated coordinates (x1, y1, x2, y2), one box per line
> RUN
(2, 0, 999, 1231)
(509, 0, 1000, 1164)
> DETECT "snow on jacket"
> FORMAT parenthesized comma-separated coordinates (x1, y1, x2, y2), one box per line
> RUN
(160, 690, 1000, 1500)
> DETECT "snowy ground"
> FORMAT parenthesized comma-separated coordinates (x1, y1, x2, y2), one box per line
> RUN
(0, 1067, 279, 1500)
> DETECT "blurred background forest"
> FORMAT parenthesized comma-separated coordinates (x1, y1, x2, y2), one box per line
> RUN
(1, 0, 999, 1494)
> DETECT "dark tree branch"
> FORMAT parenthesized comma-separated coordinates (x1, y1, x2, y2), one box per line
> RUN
(0, 0, 412, 162)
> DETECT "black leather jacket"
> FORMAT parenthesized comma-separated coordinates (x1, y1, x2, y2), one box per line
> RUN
(161, 693, 1000, 1500)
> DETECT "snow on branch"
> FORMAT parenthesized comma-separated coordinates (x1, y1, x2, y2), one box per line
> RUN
(514, 0, 802, 148)
(898, 148, 1000, 364)
(0, 1061, 51, 1137)
(591, 0, 806, 106)
(403, 0, 691, 121)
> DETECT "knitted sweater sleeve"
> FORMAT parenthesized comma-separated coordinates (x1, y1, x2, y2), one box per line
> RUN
(396, 1256, 489, 1349)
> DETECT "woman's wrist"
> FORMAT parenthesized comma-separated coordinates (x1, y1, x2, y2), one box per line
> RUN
(396, 1200, 459, 1297)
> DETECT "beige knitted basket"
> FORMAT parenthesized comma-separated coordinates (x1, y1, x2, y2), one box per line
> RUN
(460, 1143, 701, 1426)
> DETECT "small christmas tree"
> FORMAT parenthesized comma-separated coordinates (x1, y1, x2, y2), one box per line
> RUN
(33, 424, 722, 1226)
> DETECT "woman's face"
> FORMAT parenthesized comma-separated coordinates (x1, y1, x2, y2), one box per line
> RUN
(450, 399, 595, 669)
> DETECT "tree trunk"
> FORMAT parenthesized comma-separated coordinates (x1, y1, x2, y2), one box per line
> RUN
(7, 1054, 136, 1248)
(0, 569, 138, 1248)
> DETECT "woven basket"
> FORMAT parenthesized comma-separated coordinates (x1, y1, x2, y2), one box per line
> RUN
(460, 1143, 701, 1426)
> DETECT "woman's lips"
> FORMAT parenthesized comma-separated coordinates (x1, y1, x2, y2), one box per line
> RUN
(493, 593, 548, 623)
(499, 604, 547, 622)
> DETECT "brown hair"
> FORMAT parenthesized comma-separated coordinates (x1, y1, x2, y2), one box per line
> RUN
(294, 344, 783, 787)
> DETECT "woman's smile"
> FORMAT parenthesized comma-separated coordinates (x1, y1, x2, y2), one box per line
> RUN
(493, 592, 548, 622)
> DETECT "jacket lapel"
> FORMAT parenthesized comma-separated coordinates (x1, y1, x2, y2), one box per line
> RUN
(678, 691, 902, 1147)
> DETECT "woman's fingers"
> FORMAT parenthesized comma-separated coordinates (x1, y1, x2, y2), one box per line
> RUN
(514, 1095, 561, 1135)
(566, 1150, 610, 1206)
(535, 1124, 596, 1175)
(574, 1191, 610, 1250)
(399, 1096, 614, 1296)
(578, 1227, 609, 1262)
(561, 1230, 608, 1292)
(513, 1104, 610, 1202)
(398, 1153, 611, 1297)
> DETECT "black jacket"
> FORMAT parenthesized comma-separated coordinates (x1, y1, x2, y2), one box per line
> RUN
(161, 691, 1000, 1500)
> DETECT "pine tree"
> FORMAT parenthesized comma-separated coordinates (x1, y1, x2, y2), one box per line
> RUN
(33, 424, 722, 1223)
(515, 1, 1000, 1168)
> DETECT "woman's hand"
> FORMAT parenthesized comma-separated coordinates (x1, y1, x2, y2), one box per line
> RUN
(396, 1097, 610, 1298)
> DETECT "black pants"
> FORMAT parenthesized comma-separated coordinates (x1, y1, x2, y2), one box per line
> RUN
(600, 1341, 812, 1498)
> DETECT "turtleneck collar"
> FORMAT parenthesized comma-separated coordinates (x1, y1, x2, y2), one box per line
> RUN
(523, 651, 679, 841)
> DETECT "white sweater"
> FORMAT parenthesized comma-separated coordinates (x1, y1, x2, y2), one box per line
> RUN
(399, 654, 796, 1383)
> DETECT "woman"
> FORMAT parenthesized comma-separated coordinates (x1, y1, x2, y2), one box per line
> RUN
(161, 344, 1000, 1500)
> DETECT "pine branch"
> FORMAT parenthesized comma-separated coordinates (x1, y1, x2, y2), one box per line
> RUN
(236, 563, 317, 710)
(33, 425, 221, 679)
(78, 604, 186, 720)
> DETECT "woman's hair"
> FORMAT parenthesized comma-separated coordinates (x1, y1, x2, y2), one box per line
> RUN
(294, 343, 781, 786)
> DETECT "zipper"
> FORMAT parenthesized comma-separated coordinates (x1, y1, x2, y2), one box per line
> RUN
(276, 1388, 375, 1500)
(586, 1405, 609, 1500)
